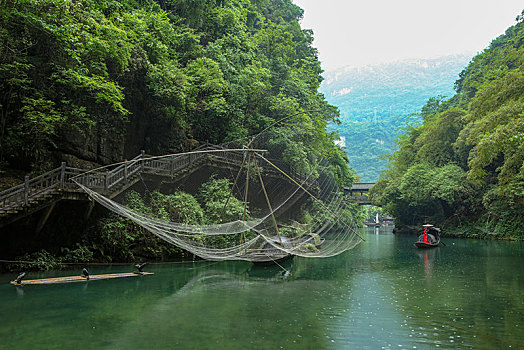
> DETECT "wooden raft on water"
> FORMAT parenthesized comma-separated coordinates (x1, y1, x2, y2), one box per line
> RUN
(10, 272, 154, 286)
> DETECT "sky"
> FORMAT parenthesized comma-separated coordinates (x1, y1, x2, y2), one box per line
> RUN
(293, 0, 524, 71)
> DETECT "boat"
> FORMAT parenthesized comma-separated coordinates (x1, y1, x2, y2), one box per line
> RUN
(414, 240, 439, 248)
(11, 271, 153, 286)
(242, 235, 295, 265)
(414, 224, 441, 248)
(299, 233, 325, 247)
(249, 252, 294, 265)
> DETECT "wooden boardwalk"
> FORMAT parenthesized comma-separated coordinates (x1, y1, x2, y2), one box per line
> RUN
(0, 145, 314, 228)
(0, 144, 373, 228)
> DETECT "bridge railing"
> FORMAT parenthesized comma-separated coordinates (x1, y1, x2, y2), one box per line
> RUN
(0, 164, 85, 210)
(346, 195, 371, 204)
(105, 154, 143, 190)
(1, 145, 316, 211)
(142, 155, 174, 176)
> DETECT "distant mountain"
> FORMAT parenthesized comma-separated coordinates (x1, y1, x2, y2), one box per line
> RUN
(320, 54, 472, 181)
(321, 54, 472, 121)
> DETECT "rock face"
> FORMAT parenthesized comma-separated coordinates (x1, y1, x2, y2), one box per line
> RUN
(123, 112, 191, 159)
(58, 121, 126, 168)
(56, 113, 192, 169)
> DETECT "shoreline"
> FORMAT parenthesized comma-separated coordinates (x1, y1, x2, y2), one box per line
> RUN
(392, 225, 523, 241)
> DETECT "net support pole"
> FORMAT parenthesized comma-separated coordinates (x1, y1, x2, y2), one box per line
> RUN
(240, 152, 251, 247)
(255, 153, 366, 242)
(254, 156, 283, 247)
(218, 149, 250, 223)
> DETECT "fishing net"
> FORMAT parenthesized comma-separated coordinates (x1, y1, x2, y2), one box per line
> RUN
(73, 139, 364, 262)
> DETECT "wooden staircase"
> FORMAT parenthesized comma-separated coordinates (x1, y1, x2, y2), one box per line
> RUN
(0, 145, 313, 229)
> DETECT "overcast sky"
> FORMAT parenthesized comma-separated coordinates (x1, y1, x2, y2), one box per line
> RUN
(293, 0, 523, 71)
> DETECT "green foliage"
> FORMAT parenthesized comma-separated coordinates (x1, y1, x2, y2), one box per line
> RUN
(0, 0, 360, 262)
(0, 0, 131, 168)
(326, 146, 356, 187)
(199, 177, 247, 223)
(61, 245, 94, 263)
(7, 244, 94, 272)
(321, 56, 472, 181)
(94, 190, 191, 262)
(373, 16, 524, 238)
(7, 245, 95, 272)
(1, 0, 347, 183)
(396, 163, 470, 217)
(11, 249, 62, 271)
(150, 190, 204, 224)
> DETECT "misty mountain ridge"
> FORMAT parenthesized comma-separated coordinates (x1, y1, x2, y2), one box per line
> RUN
(321, 54, 472, 121)
(320, 54, 472, 181)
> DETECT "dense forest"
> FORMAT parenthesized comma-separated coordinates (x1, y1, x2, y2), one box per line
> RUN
(321, 55, 471, 181)
(0, 0, 359, 266)
(371, 11, 524, 239)
(0, 0, 350, 180)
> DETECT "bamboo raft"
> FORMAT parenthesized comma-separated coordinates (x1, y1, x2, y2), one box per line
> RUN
(10, 272, 154, 286)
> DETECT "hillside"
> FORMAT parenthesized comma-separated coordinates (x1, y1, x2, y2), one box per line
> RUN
(320, 55, 471, 181)
(0, 0, 349, 184)
(321, 55, 472, 120)
(371, 11, 524, 238)
(0, 0, 358, 264)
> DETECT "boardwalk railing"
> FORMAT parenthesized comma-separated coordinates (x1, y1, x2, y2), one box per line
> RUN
(346, 196, 371, 205)
(0, 146, 314, 213)
(72, 153, 144, 191)
(0, 163, 85, 210)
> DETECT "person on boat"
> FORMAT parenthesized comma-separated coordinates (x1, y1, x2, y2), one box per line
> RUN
(419, 225, 436, 243)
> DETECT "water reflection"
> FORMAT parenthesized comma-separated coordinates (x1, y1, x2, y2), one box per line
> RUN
(0, 234, 522, 349)
(246, 259, 294, 280)
(415, 247, 439, 278)
(108, 266, 344, 349)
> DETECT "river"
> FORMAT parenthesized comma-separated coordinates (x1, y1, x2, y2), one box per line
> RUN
(0, 228, 522, 349)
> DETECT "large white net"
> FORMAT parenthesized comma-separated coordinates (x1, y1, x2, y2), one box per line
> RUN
(73, 142, 364, 262)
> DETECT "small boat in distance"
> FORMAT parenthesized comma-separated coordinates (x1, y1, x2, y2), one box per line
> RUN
(414, 224, 441, 248)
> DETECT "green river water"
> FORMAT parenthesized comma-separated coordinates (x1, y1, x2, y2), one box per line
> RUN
(0, 228, 522, 349)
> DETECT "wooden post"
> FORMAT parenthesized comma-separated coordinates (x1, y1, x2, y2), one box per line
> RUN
(124, 160, 128, 182)
(84, 200, 95, 221)
(35, 202, 55, 233)
(104, 172, 109, 192)
(240, 153, 251, 248)
(254, 156, 283, 247)
(59, 162, 66, 189)
(141, 150, 145, 171)
(24, 175, 29, 206)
